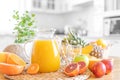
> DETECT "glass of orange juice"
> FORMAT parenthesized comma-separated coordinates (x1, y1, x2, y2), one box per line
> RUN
(31, 28, 60, 73)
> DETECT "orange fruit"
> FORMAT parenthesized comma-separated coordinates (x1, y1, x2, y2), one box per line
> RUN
(82, 45, 93, 54)
(96, 39, 107, 48)
(6, 53, 26, 66)
(0, 63, 24, 75)
(78, 61, 87, 74)
(64, 63, 79, 77)
(88, 59, 101, 71)
(27, 63, 39, 75)
(0, 52, 9, 63)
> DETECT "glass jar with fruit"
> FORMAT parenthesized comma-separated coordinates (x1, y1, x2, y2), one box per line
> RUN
(61, 29, 87, 65)
(31, 28, 60, 72)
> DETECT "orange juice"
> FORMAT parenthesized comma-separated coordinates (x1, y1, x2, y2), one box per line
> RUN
(31, 39, 60, 72)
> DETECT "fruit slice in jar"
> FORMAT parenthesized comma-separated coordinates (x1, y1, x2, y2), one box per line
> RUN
(27, 63, 39, 75)
(64, 63, 79, 77)
(78, 61, 87, 74)
(0, 63, 24, 75)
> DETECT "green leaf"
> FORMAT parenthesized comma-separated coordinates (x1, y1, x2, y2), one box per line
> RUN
(12, 10, 36, 43)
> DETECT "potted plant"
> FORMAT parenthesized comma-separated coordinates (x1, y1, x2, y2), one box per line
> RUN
(4, 11, 36, 63)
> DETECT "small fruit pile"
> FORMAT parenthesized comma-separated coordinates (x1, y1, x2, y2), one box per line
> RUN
(64, 55, 89, 77)
(63, 54, 113, 78)
(0, 52, 39, 75)
(89, 59, 113, 78)
(82, 38, 109, 59)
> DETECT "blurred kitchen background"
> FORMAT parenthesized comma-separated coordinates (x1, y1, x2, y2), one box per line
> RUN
(0, 0, 120, 57)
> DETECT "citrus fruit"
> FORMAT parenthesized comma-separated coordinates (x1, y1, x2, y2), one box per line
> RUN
(96, 39, 107, 48)
(0, 52, 9, 63)
(78, 61, 87, 74)
(82, 45, 93, 54)
(27, 63, 39, 75)
(73, 55, 89, 66)
(6, 53, 26, 66)
(64, 63, 79, 77)
(88, 59, 101, 71)
(0, 63, 24, 75)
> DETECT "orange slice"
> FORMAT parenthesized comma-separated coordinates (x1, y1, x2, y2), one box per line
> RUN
(0, 52, 9, 63)
(6, 53, 26, 66)
(64, 63, 79, 77)
(0, 63, 24, 75)
(27, 63, 39, 75)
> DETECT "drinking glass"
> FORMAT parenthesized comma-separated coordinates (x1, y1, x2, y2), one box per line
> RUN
(61, 44, 82, 65)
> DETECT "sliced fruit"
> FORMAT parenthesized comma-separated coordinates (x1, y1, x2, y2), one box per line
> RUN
(78, 61, 87, 74)
(64, 63, 79, 77)
(0, 52, 9, 63)
(73, 54, 89, 66)
(82, 45, 93, 54)
(88, 59, 101, 71)
(6, 53, 26, 66)
(27, 63, 39, 75)
(0, 63, 24, 75)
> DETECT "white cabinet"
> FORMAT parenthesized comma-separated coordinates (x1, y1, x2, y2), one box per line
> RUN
(70, 0, 93, 6)
(27, 0, 93, 14)
(28, 0, 72, 13)
(104, 0, 120, 17)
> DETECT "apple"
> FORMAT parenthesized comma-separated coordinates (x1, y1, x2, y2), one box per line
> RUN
(101, 59, 113, 74)
(73, 55, 89, 66)
(92, 62, 106, 78)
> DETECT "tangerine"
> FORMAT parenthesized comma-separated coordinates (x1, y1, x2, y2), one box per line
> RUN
(27, 63, 39, 75)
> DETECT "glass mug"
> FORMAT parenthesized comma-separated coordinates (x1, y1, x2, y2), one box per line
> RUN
(31, 28, 60, 72)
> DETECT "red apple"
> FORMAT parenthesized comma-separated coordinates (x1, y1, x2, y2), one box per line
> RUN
(92, 62, 106, 78)
(101, 59, 113, 74)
